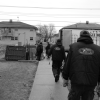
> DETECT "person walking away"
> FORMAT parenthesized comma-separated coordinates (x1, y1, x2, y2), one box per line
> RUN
(62, 30, 100, 100)
(49, 39, 65, 82)
(45, 42, 51, 58)
(26, 48, 30, 60)
(36, 42, 43, 61)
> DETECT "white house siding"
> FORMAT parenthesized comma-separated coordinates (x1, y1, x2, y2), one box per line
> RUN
(60, 29, 100, 50)
(17, 29, 36, 45)
(0, 28, 36, 45)
(71, 29, 100, 46)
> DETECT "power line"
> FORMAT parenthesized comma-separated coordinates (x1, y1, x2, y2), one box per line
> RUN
(1, 11, 100, 18)
(0, 18, 71, 27)
(0, 11, 99, 16)
(1, 13, 100, 18)
(0, 14, 88, 18)
(0, 5, 100, 10)
(0, 18, 77, 23)
(36, 25, 66, 27)
(14, 19, 78, 23)
(1, 18, 100, 24)
(1, 18, 100, 28)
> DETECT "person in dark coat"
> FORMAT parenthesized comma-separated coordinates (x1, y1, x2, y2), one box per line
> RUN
(26, 48, 30, 60)
(62, 30, 100, 100)
(36, 42, 43, 61)
(45, 42, 50, 58)
(49, 39, 66, 82)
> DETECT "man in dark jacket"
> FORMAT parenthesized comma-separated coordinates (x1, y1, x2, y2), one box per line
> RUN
(45, 42, 51, 58)
(62, 30, 100, 100)
(36, 42, 43, 61)
(49, 39, 65, 82)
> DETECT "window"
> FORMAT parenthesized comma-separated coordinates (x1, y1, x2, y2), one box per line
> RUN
(15, 37, 18, 40)
(30, 37, 33, 40)
(15, 29, 18, 31)
(11, 37, 14, 40)
(30, 29, 33, 31)
(9, 28, 11, 33)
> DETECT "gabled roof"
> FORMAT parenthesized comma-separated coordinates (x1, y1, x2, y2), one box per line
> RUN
(0, 20, 38, 30)
(60, 22, 100, 31)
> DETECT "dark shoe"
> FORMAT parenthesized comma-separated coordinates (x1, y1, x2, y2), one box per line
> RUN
(55, 75, 59, 82)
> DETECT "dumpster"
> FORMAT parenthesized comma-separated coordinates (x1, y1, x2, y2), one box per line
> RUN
(5, 46, 26, 61)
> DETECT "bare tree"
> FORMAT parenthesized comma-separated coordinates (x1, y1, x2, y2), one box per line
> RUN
(48, 24, 56, 41)
(37, 24, 56, 42)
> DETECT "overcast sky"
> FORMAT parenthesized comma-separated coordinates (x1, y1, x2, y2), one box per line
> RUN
(0, 0, 100, 32)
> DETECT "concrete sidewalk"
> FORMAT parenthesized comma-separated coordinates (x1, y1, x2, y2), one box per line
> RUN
(29, 59, 69, 100)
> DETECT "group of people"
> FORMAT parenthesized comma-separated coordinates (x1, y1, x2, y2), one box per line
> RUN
(62, 30, 100, 100)
(35, 41, 51, 61)
(35, 30, 100, 100)
(35, 42, 43, 61)
(45, 30, 100, 100)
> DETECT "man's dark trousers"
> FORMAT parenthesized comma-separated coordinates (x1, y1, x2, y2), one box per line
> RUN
(52, 60, 62, 78)
(37, 54, 41, 61)
(68, 84, 95, 100)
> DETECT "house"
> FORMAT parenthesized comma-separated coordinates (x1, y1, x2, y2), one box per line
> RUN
(60, 21, 100, 46)
(0, 19, 38, 46)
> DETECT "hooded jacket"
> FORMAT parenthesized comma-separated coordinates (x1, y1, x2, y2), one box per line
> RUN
(36, 43, 43, 55)
(49, 41, 65, 61)
(62, 34, 100, 86)
(45, 43, 51, 54)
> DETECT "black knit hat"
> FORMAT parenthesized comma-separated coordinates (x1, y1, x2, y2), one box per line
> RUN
(80, 30, 90, 37)
(57, 39, 61, 43)
(56, 39, 62, 45)
(77, 30, 93, 44)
